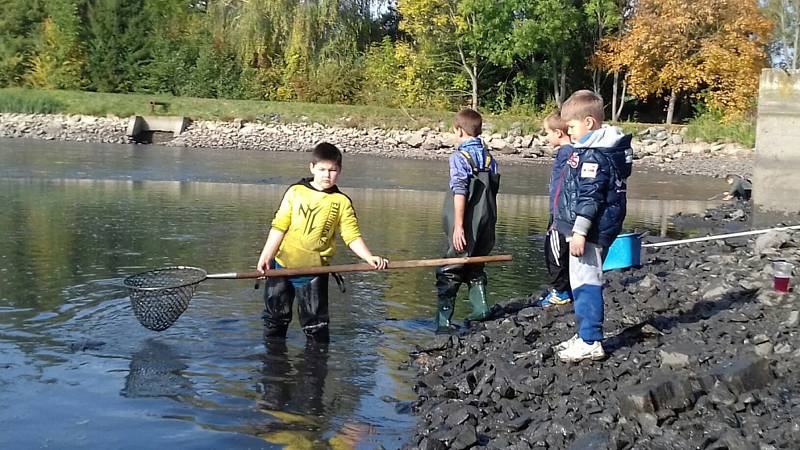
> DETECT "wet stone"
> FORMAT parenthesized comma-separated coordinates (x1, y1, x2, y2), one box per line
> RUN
(710, 357, 773, 395)
(404, 203, 800, 450)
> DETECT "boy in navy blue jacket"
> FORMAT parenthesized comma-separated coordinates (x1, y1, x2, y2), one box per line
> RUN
(537, 111, 575, 307)
(553, 90, 633, 362)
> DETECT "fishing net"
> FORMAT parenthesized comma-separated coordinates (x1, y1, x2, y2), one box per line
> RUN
(123, 266, 207, 331)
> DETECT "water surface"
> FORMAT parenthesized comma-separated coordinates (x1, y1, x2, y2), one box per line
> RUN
(0, 139, 721, 449)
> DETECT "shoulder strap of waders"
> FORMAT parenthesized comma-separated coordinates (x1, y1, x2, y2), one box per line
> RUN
(460, 150, 492, 174)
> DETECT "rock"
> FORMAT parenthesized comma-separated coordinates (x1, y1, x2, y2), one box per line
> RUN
(567, 432, 613, 450)
(659, 345, 692, 368)
(406, 133, 425, 148)
(754, 342, 773, 357)
(754, 231, 790, 256)
(708, 358, 773, 395)
(67, 339, 106, 352)
(783, 311, 799, 327)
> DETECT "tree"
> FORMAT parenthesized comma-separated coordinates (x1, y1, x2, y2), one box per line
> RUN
(399, 0, 505, 109)
(596, 0, 773, 123)
(584, 0, 631, 121)
(0, 0, 47, 86)
(498, 0, 583, 107)
(25, 1, 86, 89)
(763, 0, 799, 69)
(86, 0, 151, 92)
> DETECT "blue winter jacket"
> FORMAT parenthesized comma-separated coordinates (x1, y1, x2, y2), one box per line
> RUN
(549, 144, 575, 210)
(554, 127, 633, 248)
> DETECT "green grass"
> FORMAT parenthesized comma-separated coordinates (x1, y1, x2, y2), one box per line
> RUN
(0, 87, 544, 134)
(0, 89, 64, 114)
(685, 110, 756, 148)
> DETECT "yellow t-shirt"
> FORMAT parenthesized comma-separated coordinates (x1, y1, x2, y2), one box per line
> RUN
(271, 179, 362, 268)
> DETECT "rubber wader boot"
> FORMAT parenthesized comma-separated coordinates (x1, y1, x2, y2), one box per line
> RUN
(436, 296, 456, 334)
(465, 282, 491, 321)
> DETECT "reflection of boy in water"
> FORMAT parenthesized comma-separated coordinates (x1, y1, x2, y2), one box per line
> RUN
(259, 339, 328, 416)
(256, 143, 388, 342)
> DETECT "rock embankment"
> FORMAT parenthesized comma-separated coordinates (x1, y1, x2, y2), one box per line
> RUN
(403, 204, 799, 450)
(1, 112, 752, 178)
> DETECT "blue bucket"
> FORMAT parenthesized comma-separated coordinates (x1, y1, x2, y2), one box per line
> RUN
(602, 233, 643, 271)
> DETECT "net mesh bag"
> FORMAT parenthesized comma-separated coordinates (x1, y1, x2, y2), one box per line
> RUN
(123, 266, 207, 331)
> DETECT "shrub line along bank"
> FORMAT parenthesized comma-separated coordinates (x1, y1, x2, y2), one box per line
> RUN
(0, 112, 754, 178)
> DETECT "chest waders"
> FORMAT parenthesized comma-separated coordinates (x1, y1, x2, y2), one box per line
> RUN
(435, 151, 500, 333)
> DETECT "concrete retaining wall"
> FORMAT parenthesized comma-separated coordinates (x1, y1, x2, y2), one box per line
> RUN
(753, 69, 800, 216)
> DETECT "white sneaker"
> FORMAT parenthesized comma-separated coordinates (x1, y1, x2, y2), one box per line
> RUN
(554, 334, 579, 352)
(557, 337, 606, 362)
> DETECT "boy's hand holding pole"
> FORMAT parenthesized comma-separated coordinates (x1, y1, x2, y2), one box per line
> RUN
(348, 237, 388, 270)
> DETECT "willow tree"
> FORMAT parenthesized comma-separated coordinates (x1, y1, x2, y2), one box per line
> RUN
(207, 0, 377, 99)
(596, 0, 772, 123)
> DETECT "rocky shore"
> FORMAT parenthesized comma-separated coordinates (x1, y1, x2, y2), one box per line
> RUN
(402, 203, 799, 450)
(0, 112, 753, 178)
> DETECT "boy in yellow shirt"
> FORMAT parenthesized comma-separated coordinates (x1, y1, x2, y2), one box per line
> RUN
(256, 142, 387, 341)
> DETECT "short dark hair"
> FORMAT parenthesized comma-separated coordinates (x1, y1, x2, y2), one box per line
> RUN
(454, 108, 482, 137)
(544, 110, 569, 134)
(561, 90, 605, 123)
(311, 142, 343, 167)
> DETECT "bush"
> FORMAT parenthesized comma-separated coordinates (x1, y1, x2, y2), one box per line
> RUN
(0, 89, 64, 113)
(685, 108, 756, 148)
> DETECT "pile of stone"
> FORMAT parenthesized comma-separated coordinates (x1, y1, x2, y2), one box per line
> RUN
(0, 113, 130, 144)
(402, 206, 800, 450)
(0, 113, 754, 177)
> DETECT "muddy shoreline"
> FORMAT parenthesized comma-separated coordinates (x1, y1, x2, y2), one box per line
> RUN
(403, 202, 800, 450)
(0, 112, 753, 178)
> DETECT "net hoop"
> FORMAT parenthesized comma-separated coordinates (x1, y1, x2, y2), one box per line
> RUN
(123, 266, 208, 291)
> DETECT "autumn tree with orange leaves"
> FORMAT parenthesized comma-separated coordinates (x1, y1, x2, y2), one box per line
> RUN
(596, 0, 772, 124)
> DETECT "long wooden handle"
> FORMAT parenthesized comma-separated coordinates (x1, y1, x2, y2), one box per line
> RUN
(205, 254, 513, 279)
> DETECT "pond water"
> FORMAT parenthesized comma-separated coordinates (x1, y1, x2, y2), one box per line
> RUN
(0, 139, 722, 449)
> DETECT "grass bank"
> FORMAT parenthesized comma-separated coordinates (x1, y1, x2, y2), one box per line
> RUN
(0, 88, 543, 134)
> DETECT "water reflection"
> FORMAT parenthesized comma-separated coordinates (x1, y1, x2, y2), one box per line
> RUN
(122, 339, 194, 399)
(0, 139, 727, 448)
(259, 339, 329, 417)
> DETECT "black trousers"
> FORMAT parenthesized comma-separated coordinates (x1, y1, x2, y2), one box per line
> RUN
(544, 228, 571, 293)
(435, 263, 488, 300)
(263, 275, 330, 341)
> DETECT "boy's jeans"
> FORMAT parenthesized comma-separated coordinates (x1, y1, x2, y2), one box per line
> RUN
(568, 242, 606, 342)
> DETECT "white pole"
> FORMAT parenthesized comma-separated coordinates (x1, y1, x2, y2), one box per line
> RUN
(642, 224, 800, 248)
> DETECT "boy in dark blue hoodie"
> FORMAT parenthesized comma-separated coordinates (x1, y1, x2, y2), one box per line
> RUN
(537, 110, 575, 307)
(553, 90, 633, 362)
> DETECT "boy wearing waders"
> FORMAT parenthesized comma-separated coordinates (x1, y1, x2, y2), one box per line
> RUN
(536, 111, 575, 307)
(553, 90, 633, 362)
(435, 108, 500, 334)
(256, 142, 388, 342)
